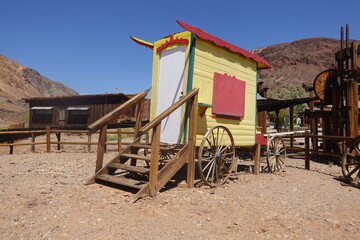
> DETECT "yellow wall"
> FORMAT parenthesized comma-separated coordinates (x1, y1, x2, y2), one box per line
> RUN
(193, 39, 258, 146)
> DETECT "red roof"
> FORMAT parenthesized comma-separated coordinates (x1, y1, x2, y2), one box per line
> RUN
(176, 20, 271, 69)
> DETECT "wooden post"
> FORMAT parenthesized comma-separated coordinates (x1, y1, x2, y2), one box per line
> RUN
(87, 133, 91, 152)
(117, 128, 122, 153)
(305, 131, 310, 170)
(46, 126, 51, 153)
(187, 94, 198, 188)
(134, 100, 144, 137)
(95, 125, 107, 173)
(290, 106, 294, 147)
(149, 124, 161, 197)
(31, 134, 35, 152)
(56, 132, 61, 151)
(9, 141, 14, 154)
(254, 144, 260, 175)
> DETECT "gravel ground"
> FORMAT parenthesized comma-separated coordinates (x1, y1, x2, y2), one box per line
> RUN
(1, 147, 360, 240)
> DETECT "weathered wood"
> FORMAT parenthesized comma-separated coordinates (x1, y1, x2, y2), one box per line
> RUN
(46, 126, 51, 153)
(120, 153, 151, 161)
(88, 91, 147, 134)
(135, 144, 189, 199)
(96, 174, 145, 190)
(31, 134, 35, 152)
(56, 132, 61, 151)
(117, 128, 122, 153)
(149, 124, 161, 197)
(139, 88, 199, 134)
(305, 131, 310, 170)
(85, 136, 141, 184)
(187, 93, 198, 188)
(254, 144, 260, 175)
(95, 125, 107, 173)
(108, 163, 150, 174)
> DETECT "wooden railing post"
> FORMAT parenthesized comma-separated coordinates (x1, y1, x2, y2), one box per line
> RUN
(149, 123, 161, 197)
(187, 94, 198, 188)
(305, 131, 310, 170)
(56, 132, 61, 151)
(46, 126, 51, 153)
(95, 125, 108, 173)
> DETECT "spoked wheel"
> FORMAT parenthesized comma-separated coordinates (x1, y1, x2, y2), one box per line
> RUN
(342, 136, 360, 187)
(197, 126, 236, 187)
(266, 136, 286, 172)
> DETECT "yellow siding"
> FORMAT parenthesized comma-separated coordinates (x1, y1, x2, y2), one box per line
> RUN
(150, 31, 192, 121)
(193, 39, 257, 146)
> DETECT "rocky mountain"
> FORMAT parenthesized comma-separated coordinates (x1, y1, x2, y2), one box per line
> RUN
(251, 38, 341, 91)
(0, 54, 78, 128)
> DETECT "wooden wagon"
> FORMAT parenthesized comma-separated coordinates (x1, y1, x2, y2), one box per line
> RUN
(87, 20, 286, 198)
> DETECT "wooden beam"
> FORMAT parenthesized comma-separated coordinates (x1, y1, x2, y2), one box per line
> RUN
(88, 90, 147, 134)
(31, 133, 35, 152)
(139, 88, 199, 134)
(149, 124, 161, 197)
(95, 125, 107, 173)
(187, 93, 198, 188)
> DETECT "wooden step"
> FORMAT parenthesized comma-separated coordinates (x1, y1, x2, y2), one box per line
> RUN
(108, 163, 150, 174)
(96, 174, 146, 190)
(131, 144, 174, 151)
(120, 153, 151, 161)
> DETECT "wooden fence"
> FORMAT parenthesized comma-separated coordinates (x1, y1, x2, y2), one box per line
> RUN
(282, 131, 352, 170)
(0, 126, 143, 154)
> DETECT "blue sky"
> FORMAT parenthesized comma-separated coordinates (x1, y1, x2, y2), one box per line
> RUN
(1, 0, 359, 94)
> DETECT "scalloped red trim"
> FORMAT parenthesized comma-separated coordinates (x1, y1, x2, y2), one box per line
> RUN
(156, 35, 189, 53)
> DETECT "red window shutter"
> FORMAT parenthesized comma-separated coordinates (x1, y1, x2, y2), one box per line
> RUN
(212, 72, 246, 120)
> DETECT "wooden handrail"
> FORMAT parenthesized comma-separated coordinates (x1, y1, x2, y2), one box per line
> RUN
(138, 88, 199, 135)
(87, 90, 148, 134)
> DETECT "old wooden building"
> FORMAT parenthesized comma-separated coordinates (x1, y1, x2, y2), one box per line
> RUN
(23, 93, 138, 128)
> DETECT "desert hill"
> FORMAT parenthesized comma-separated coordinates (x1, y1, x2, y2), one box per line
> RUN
(0, 54, 78, 128)
(251, 37, 342, 91)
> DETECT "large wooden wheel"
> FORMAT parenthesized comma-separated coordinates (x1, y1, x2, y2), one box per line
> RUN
(266, 136, 286, 172)
(342, 136, 360, 187)
(197, 126, 236, 187)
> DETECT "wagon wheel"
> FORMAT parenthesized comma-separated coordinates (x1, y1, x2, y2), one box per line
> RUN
(197, 126, 236, 187)
(341, 136, 360, 187)
(266, 136, 286, 172)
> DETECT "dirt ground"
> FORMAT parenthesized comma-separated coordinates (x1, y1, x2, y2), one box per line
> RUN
(1, 141, 360, 240)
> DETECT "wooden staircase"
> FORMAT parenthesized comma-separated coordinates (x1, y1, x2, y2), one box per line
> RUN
(86, 88, 199, 199)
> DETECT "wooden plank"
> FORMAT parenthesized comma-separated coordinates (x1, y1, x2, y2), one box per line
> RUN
(139, 88, 199, 134)
(95, 125, 107, 173)
(108, 163, 149, 174)
(187, 93, 198, 188)
(88, 91, 147, 134)
(96, 174, 145, 190)
(149, 124, 161, 197)
(120, 153, 151, 161)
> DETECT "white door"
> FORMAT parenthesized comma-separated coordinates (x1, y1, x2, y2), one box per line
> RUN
(157, 45, 186, 144)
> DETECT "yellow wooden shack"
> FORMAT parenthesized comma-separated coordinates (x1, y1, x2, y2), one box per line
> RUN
(132, 20, 270, 147)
